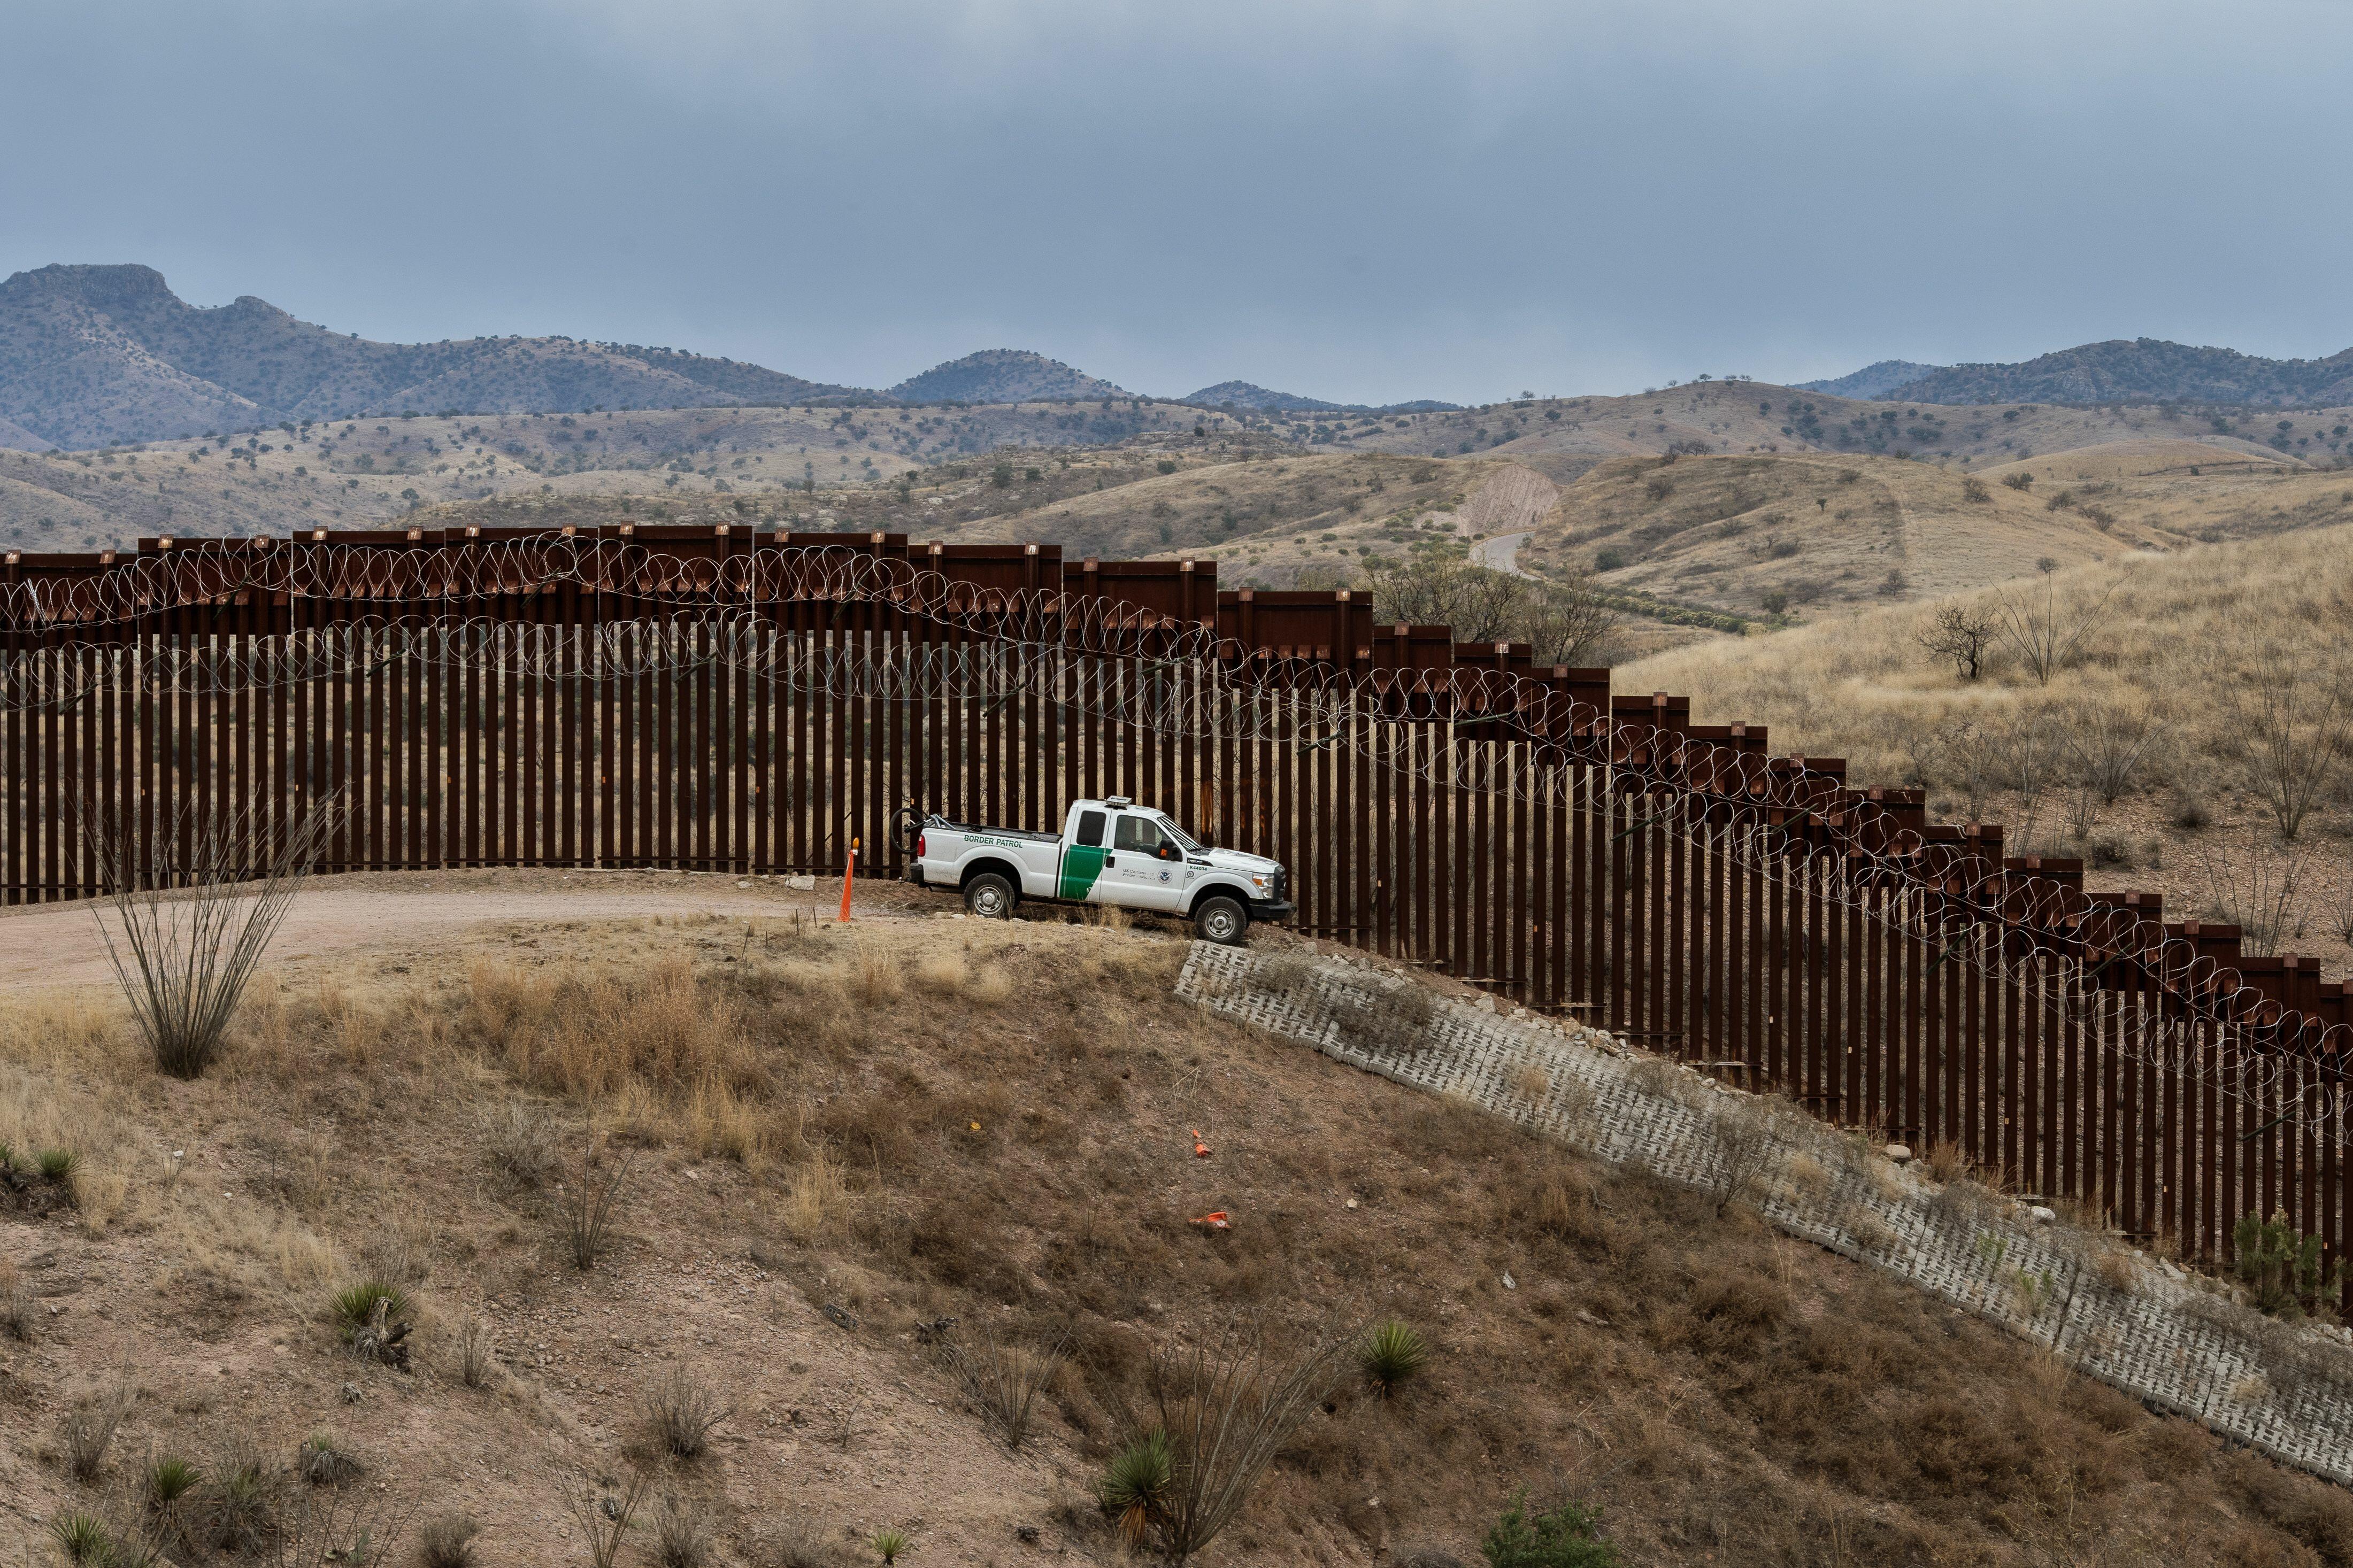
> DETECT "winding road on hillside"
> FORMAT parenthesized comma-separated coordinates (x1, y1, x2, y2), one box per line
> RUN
(1471, 529, 1535, 576)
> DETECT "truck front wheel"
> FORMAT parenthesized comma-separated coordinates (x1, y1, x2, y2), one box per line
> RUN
(1194, 895, 1248, 946)
(964, 872, 1017, 920)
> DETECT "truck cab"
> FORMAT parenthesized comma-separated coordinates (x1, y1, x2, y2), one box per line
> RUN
(904, 795, 1291, 945)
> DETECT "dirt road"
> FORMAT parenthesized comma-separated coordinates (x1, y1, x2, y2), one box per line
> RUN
(0, 868, 922, 994)
(1470, 528, 1535, 575)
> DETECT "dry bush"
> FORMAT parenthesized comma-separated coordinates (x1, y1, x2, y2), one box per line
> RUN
(2216, 643, 2353, 841)
(453, 1313, 496, 1389)
(651, 1493, 714, 1568)
(263, 1481, 411, 1568)
(1510, 1062, 1552, 1102)
(0, 1254, 32, 1341)
(58, 1375, 136, 1482)
(418, 1511, 480, 1568)
(1709, 1100, 1786, 1218)
(1256, 952, 1316, 1000)
(565, 1126, 635, 1271)
(2189, 830, 2307, 953)
(88, 794, 343, 1078)
(198, 1435, 280, 1555)
(759, 1519, 844, 1568)
(2093, 1249, 2143, 1295)
(560, 1467, 649, 1568)
(1339, 977, 1440, 1058)
(642, 1365, 730, 1459)
(782, 1146, 844, 1242)
(942, 1328, 1070, 1450)
(484, 1098, 560, 1187)
(1124, 1328, 1344, 1564)
(849, 945, 905, 1007)
(297, 1432, 362, 1487)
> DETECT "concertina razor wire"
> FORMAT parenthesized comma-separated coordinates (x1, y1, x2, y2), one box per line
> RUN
(2, 535, 2346, 1141)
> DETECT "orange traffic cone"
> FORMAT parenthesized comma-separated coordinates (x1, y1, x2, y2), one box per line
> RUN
(838, 836, 858, 922)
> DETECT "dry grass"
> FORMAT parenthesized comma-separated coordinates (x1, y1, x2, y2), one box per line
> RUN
(57, 1374, 135, 1482)
(941, 1329, 1069, 1450)
(10, 910, 2353, 1565)
(1618, 523, 2353, 894)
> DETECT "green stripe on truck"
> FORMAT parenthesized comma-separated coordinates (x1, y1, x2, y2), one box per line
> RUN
(1058, 844, 1106, 901)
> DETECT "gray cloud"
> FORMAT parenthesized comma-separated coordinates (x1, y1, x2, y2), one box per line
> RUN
(6, 0, 2350, 404)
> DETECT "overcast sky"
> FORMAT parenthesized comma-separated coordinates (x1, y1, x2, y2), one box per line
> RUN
(6, 1, 2351, 405)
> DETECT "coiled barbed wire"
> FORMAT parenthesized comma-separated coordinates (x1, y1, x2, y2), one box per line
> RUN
(3, 535, 2345, 1146)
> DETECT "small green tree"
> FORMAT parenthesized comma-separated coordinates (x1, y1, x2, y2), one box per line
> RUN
(1482, 1493, 1619, 1568)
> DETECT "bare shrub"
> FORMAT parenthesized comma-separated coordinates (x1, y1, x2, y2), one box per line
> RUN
(2217, 644, 2353, 840)
(651, 1493, 714, 1568)
(1917, 600, 1998, 681)
(2189, 831, 2306, 953)
(2065, 696, 2159, 806)
(565, 1125, 636, 1270)
(942, 1328, 1070, 1450)
(263, 1480, 411, 1568)
(1339, 977, 1438, 1058)
(761, 1519, 843, 1568)
(453, 1314, 496, 1388)
(1255, 953, 1316, 1000)
(0, 1254, 31, 1341)
(1710, 1100, 1786, 1218)
(418, 1511, 480, 1568)
(1126, 1327, 1344, 1565)
(1990, 567, 2121, 686)
(58, 1376, 136, 1483)
(562, 1468, 649, 1568)
(198, 1435, 280, 1555)
(88, 795, 343, 1078)
(642, 1365, 730, 1459)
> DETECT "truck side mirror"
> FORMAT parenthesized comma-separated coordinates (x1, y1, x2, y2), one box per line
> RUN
(1157, 843, 1179, 860)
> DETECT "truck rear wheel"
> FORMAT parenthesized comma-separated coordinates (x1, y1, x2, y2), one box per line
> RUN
(1194, 895, 1248, 946)
(964, 872, 1017, 920)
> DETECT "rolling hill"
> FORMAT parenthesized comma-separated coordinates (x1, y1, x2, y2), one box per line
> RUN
(0, 264, 858, 448)
(886, 349, 1128, 405)
(1868, 338, 2353, 408)
(1513, 438, 2353, 620)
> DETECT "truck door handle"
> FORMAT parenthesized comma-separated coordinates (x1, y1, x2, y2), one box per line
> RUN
(1104, 854, 1116, 868)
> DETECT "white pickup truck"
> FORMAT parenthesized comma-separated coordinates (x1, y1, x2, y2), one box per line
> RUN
(903, 796, 1292, 945)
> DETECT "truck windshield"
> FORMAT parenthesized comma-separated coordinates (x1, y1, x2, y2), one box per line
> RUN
(1154, 815, 1201, 852)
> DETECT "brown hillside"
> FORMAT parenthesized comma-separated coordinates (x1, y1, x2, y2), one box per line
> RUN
(1514, 441, 2352, 619)
(7, 884, 2353, 1566)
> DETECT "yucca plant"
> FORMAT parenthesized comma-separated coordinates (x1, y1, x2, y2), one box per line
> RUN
(1357, 1318, 1428, 1397)
(49, 1510, 113, 1565)
(330, 1280, 411, 1340)
(147, 1454, 203, 1509)
(871, 1526, 911, 1564)
(1097, 1431, 1173, 1550)
(37, 1147, 81, 1184)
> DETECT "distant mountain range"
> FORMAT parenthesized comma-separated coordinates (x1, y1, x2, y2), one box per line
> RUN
(1800, 339, 2353, 407)
(1181, 380, 1459, 415)
(0, 264, 855, 449)
(4, 264, 1455, 449)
